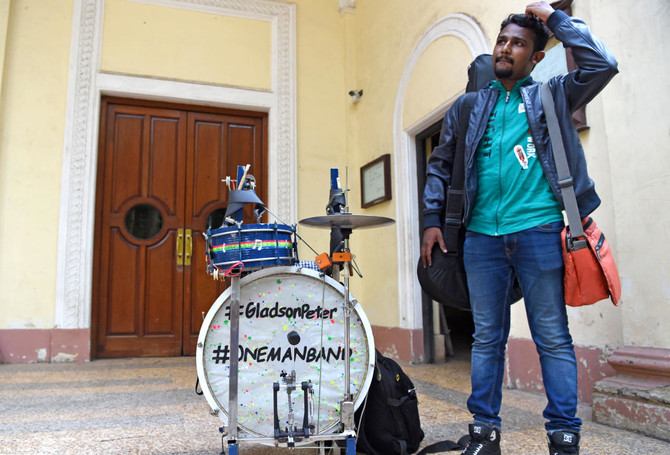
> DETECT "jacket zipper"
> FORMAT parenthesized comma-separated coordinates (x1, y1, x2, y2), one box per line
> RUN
(494, 90, 511, 236)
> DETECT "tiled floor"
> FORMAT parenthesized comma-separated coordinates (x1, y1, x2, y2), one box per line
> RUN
(0, 356, 668, 455)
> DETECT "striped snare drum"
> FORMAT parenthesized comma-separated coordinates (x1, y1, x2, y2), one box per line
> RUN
(205, 223, 295, 273)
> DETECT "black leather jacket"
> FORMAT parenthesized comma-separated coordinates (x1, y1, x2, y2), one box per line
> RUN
(423, 10, 618, 230)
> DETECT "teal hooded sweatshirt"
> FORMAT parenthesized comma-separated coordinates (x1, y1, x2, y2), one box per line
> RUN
(467, 78, 563, 236)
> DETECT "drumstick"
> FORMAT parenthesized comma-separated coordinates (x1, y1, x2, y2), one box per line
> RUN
(238, 164, 251, 190)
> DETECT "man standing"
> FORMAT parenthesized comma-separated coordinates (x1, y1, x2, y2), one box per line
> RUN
(421, 2, 618, 454)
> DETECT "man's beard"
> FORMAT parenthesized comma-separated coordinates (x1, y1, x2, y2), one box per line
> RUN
(494, 67, 513, 78)
(494, 56, 514, 78)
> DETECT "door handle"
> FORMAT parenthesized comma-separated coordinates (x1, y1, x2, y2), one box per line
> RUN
(176, 228, 184, 265)
(185, 229, 193, 266)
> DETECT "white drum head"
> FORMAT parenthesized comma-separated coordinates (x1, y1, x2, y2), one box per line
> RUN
(196, 266, 375, 439)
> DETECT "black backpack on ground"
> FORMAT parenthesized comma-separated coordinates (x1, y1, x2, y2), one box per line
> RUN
(355, 350, 424, 455)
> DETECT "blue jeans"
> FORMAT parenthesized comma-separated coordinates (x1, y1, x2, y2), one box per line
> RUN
(463, 221, 582, 432)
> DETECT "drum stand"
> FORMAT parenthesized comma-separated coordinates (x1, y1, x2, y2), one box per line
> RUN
(226, 274, 241, 453)
(297, 212, 394, 455)
(222, 273, 357, 455)
(213, 165, 391, 454)
(338, 227, 355, 428)
(219, 208, 393, 454)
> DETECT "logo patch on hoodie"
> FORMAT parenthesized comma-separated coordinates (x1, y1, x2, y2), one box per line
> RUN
(514, 145, 529, 169)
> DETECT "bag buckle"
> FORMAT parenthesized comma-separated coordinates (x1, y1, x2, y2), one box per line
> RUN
(558, 177, 574, 189)
(443, 217, 461, 228)
(569, 237, 588, 252)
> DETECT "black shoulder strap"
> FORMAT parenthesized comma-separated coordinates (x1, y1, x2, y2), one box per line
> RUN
(443, 92, 477, 253)
(416, 434, 469, 454)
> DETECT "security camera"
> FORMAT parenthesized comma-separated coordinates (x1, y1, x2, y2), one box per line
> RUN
(348, 89, 363, 103)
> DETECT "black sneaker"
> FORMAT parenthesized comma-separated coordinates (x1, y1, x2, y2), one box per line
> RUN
(461, 422, 501, 455)
(547, 431, 580, 455)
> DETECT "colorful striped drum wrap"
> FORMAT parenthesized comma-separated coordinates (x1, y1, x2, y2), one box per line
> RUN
(211, 239, 293, 254)
(205, 223, 296, 271)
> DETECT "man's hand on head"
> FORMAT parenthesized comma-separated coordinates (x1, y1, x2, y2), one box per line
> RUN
(525, 1, 555, 24)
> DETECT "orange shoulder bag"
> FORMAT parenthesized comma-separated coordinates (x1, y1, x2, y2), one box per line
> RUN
(541, 83, 621, 307)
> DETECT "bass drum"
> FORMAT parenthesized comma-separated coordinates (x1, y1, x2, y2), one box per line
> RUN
(196, 266, 375, 441)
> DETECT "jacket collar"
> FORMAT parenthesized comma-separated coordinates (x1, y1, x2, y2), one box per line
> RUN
(490, 76, 533, 92)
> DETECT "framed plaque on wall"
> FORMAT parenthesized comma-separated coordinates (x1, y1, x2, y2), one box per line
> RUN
(360, 154, 391, 208)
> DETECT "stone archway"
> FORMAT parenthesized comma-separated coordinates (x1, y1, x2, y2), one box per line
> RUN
(392, 14, 489, 332)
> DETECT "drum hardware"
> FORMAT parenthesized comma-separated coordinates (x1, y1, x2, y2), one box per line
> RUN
(271, 331, 316, 446)
(299, 177, 396, 432)
(223, 187, 265, 226)
(227, 272, 242, 445)
(315, 252, 332, 270)
(197, 165, 391, 454)
(224, 166, 251, 453)
(196, 266, 375, 453)
(300, 176, 395, 425)
(223, 164, 255, 193)
(272, 370, 315, 447)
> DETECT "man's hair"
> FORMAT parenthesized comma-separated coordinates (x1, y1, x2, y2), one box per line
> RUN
(500, 14, 550, 53)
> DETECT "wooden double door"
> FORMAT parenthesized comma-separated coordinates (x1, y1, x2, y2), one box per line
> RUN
(93, 97, 267, 358)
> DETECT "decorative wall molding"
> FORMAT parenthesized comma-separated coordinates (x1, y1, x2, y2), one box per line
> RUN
(393, 14, 489, 330)
(55, 0, 297, 329)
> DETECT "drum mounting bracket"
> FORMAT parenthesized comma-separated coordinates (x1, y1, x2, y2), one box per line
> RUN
(340, 400, 355, 430)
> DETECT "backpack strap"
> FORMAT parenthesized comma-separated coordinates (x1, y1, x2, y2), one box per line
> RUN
(443, 92, 477, 253)
(416, 434, 469, 454)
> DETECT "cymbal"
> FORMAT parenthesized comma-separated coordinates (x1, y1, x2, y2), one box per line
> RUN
(299, 213, 395, 230)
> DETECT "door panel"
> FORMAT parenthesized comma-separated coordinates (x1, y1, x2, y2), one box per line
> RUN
(95, 103, 187, 358)
(145, 235, 179, 335)
(182, 112, 266, 355)
(111, 115, 143, 211)
(106, 230, 138, 335)
(150, 118, 182, 211)
(94, 98, 267, 358)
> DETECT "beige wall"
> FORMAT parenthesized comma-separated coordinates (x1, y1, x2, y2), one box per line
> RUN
(402, 36, 470, 130)
(101, 0, 272, 90)
(0, 0, 74, 328)
(293, 0, 349, 268)
(584, 0, 670, 348)
(0, 0, 11, 101)
(1, 0, 668, 356)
